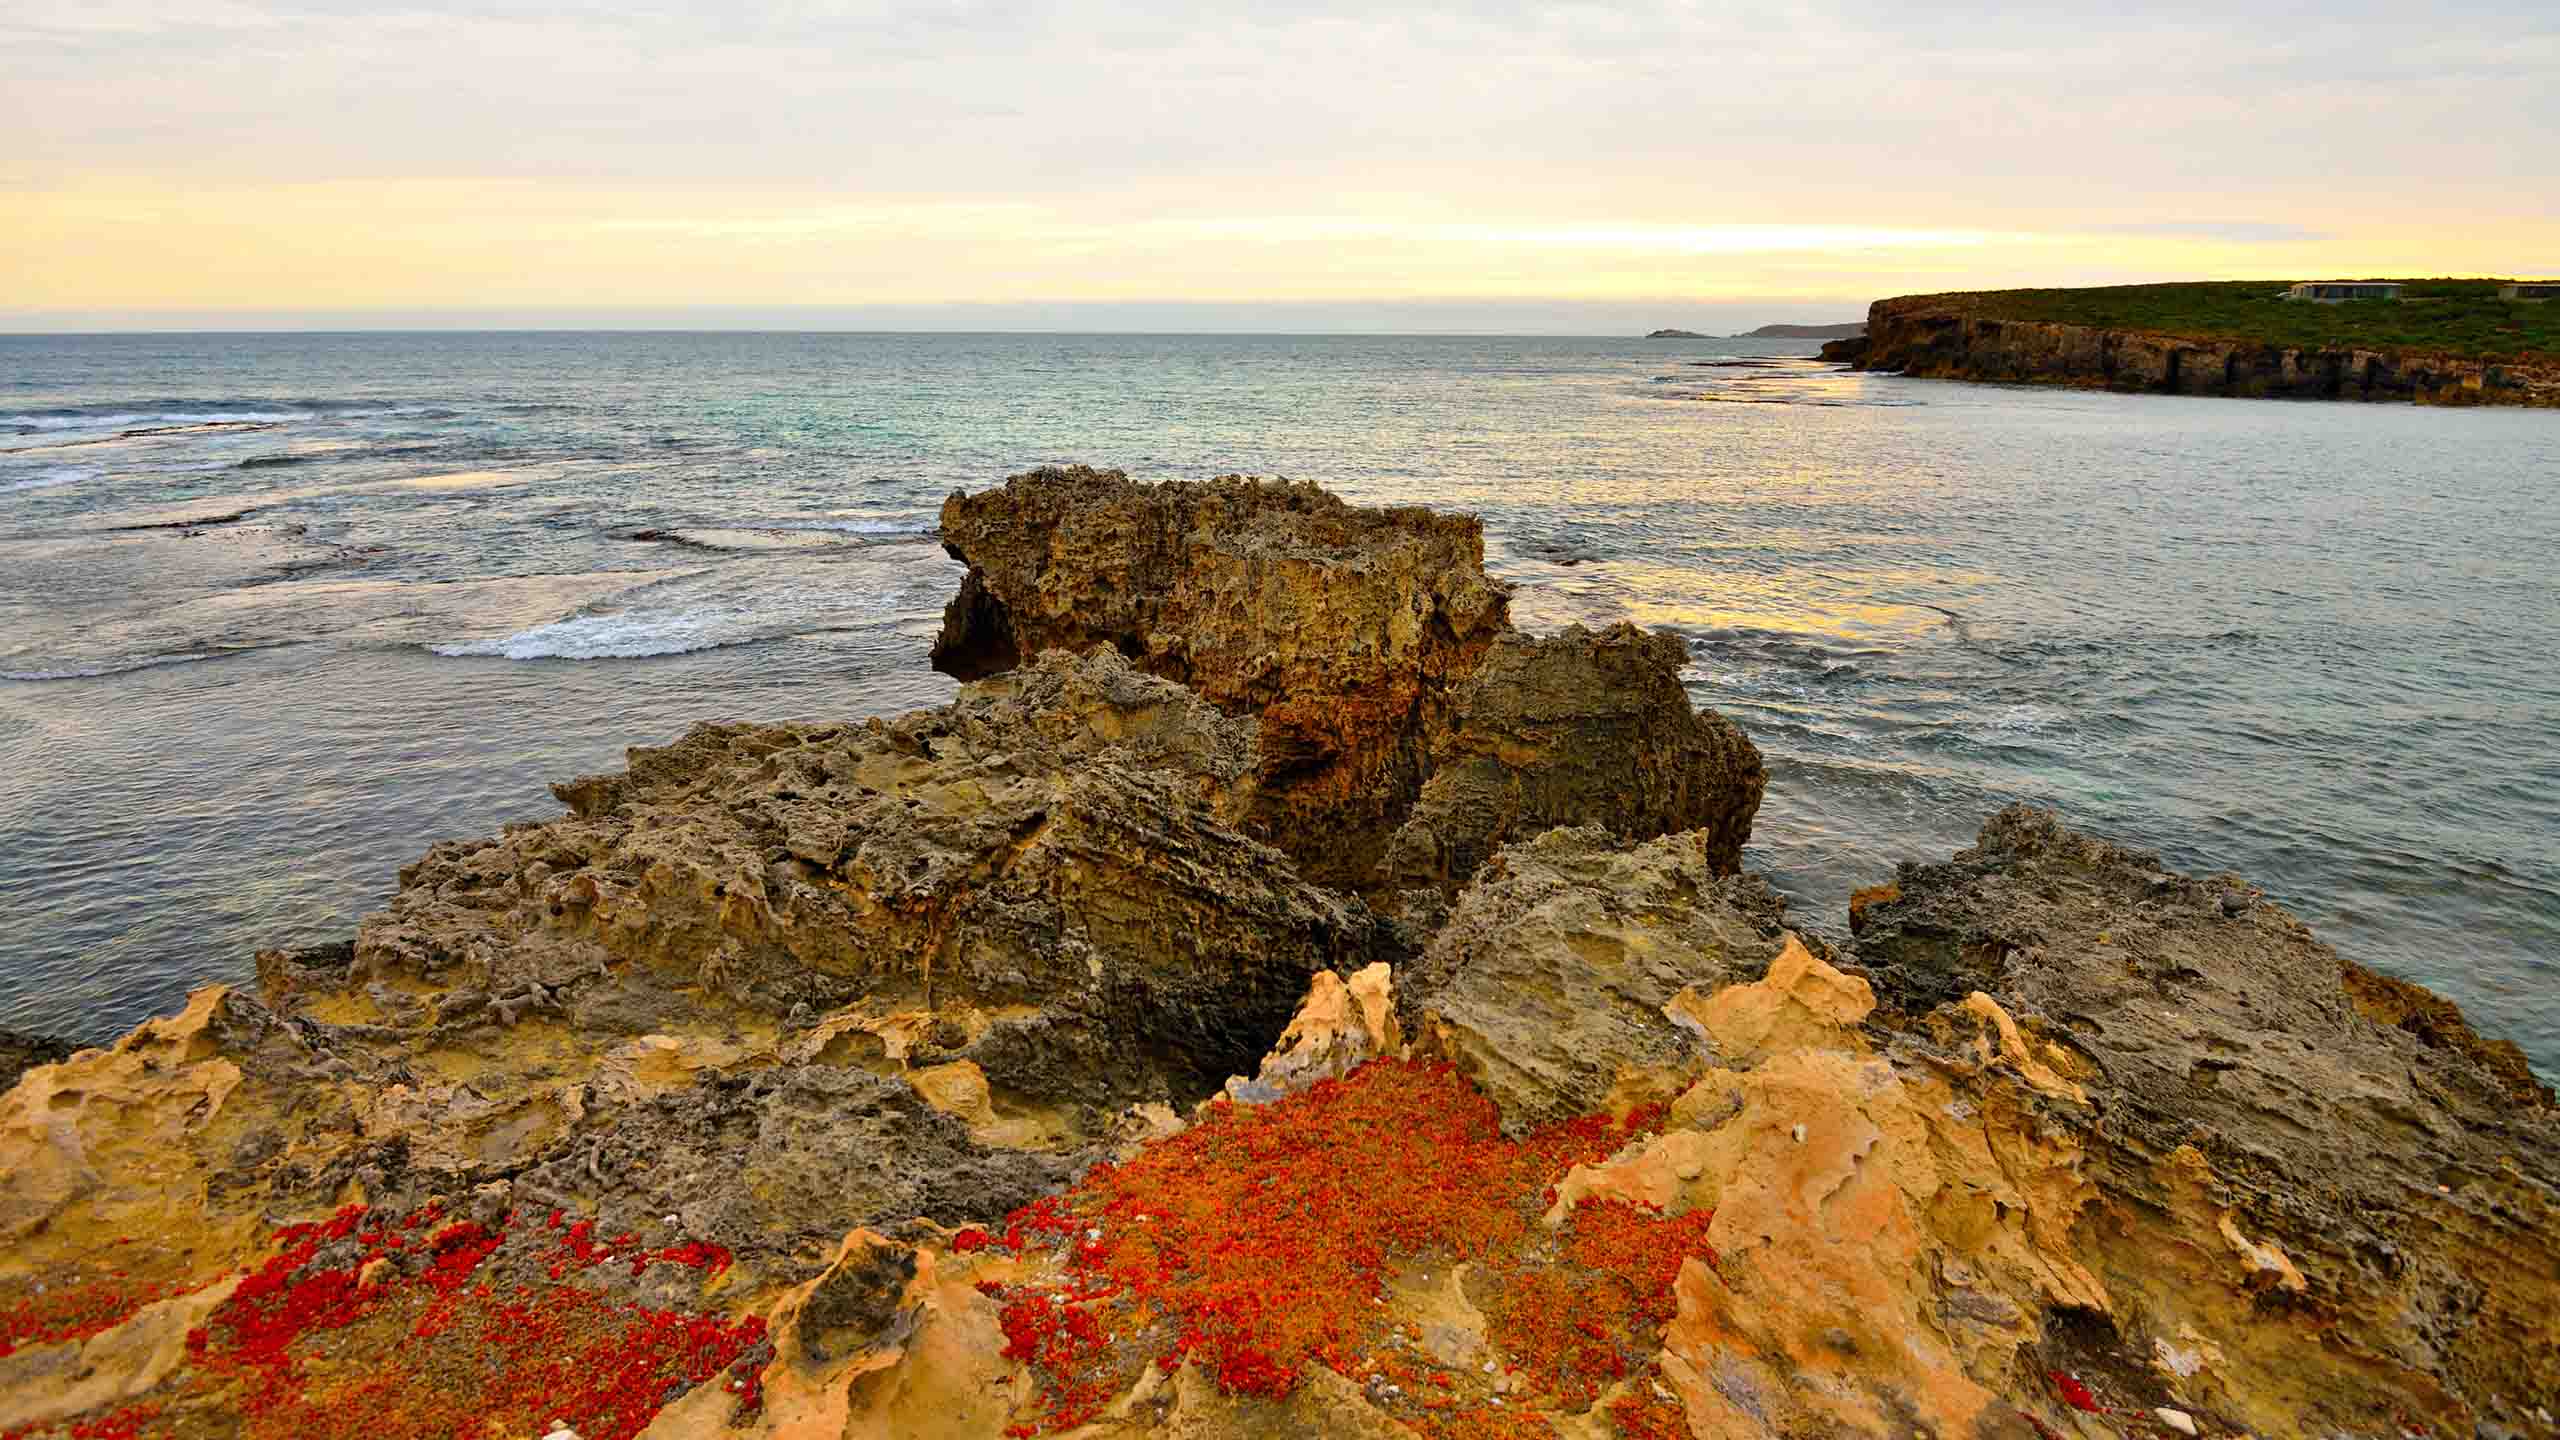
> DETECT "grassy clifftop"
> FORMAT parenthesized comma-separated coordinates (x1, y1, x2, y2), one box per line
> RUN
(1887, 280, 2556, 363)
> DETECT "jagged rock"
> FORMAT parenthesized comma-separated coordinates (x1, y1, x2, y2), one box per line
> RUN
(1378, 623, 1765, 895)
(931, 467, 1764, 896)
(933, 466, 1511, 888)
(1853, 804, 2560, 1437)
(1406, 825, 1793, 1134)
(0, 648, 1408, 1438)
(1224, 963, 1400, 1103)
(344, 645, 1385, 1122)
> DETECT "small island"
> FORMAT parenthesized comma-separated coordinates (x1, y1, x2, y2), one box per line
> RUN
(1644, 327, 1708, 339)
(1828, 279, 2559, 405)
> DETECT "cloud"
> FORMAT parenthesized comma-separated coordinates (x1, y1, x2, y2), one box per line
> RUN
(2093, 222, 2335, 245)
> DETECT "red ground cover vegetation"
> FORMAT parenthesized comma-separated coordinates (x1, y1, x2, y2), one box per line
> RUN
(971, 1057, 1722, 1436)
(4, 1201, 760, 1440)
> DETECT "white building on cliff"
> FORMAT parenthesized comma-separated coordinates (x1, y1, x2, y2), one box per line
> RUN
(2284, 281, 2403, 303)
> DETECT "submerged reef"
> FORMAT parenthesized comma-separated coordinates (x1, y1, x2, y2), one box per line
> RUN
(2, 467, 2553, 1440)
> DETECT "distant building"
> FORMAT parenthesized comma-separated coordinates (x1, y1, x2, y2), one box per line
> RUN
(2502, 282, 2559, 302)
(2285, 281, 2404, 303)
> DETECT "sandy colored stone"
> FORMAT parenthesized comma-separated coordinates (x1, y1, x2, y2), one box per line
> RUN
(1227, 963, 1402, 1102)
(1408, 825, 1792, 1133)
(932, 466, 1510, 888)
(1854, 804, 2560, 1436)
(1666, 931, 1874, 1064)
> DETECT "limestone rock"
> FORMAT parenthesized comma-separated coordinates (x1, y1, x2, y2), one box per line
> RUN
(1377, 623, 1765, 895)
(928, 467, 1766, 898)
(932, 466, 1509, 887)
(1406, 825, 1792, 1134)
(342, 645, 1386, 1123)
(1853, 804, 2560, 1437)
(1852, 295, 2560, 406)
(1225, 963, 1401, 1103)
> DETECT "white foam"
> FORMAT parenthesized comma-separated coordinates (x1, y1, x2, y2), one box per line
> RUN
(427, 559, 954, 662)
(431, 610, 739, 660)
(0, 412, 299, 433)
(3, 467, 93, 494)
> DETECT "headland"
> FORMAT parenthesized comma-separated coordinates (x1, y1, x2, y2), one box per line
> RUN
(1825, 281, 2560, 405)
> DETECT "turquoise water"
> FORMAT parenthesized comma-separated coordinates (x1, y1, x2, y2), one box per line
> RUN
(3, 332, 2555, 1074)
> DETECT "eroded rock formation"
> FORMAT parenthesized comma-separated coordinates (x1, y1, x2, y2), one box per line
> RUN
(1852, 806, 2560, 1436)
(1381, 624, 1764, 897)
(3, 474, 2554, 1440)
(932, 466, 1765, 895)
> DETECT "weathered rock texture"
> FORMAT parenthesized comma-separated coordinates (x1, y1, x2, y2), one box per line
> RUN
(933, 466, 1765, 894)
(934, 466, 1510, 889)
(0, 647, 1409, 1439)
(1404, 825, 1793, 1133)
(1383, 625, 1765, 895)
(0, 1026, 71, 1092)
(1854, 295, 2560, 406)
(1851, 805, 2560, 1437)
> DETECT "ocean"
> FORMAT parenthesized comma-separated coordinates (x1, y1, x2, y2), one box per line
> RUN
(2, 331, 2554, 1076)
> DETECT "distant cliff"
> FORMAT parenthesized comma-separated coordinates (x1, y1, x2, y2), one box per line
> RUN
(1732, 321, 1866, 339)
(1838, 287, 2560, 407)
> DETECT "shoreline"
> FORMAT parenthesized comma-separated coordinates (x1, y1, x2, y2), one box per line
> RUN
(3, 467, 2554, 1439)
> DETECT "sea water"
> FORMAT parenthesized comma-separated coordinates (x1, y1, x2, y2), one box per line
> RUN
(2, 331, 2554, 1075)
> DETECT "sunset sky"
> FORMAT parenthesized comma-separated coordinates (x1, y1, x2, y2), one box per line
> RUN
(7, 0, 2555, 330)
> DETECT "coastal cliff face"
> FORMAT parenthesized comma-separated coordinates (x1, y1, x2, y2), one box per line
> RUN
(3, 469, 2556, 1440)
(1848, 296, 2560, 406)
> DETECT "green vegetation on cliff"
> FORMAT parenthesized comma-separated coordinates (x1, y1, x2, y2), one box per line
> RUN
(1911, 280, 2556, 362)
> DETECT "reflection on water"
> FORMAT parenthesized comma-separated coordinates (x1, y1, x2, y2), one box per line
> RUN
(1, 332, 2554, 1081)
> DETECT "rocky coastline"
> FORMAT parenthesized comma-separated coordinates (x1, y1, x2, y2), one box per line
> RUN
(2, 466, 2554, 1440)
(1827, 296, 2560, 406)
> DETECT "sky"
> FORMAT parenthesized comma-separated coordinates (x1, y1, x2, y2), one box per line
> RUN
(5, 0, 2556, 331)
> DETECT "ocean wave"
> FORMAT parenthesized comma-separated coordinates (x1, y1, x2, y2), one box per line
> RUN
(428, 560, 952, 662)
(3, 467, 94, 494)
(430, 611, 749, 660)
(786, 518, 928, 536)
(0, 399, 401, 429)
(0, 651, 220, 682)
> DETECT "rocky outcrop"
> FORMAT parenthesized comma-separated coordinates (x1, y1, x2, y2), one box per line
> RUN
(1816, 332, 1871, 364)
(0, 647, 1414, 1439)
(657, 807, 2560, 1440)
(1851, 806, 2560, 1436)
(933, 466, 1511, 890)
(1853, 295, 2560, 405)
(932, 467, 1765, 896)
(7, 472, 2555, 1440)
